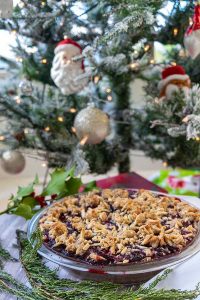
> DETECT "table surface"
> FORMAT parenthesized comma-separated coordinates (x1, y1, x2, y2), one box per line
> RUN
(1, 195, 200, 299)
(0, 214, 78, 300)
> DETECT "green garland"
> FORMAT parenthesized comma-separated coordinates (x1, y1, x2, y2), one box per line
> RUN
(0, 231, 199, 300)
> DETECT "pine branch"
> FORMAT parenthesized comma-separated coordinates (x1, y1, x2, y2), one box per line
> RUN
(0, 243, 17, 263)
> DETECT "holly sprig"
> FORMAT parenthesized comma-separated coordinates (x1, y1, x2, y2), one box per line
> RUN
(0, 167, 96, 220)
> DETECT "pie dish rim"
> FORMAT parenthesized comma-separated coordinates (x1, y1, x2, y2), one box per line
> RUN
(27, 189, 200, 274)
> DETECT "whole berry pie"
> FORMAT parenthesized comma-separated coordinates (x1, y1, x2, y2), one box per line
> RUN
(39, 189, 200, 265)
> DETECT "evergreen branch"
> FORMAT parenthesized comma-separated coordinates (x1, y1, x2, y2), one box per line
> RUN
(13, 231, 200, 300)
(0, 230, 199, 300)
(0, 242, 17, 262)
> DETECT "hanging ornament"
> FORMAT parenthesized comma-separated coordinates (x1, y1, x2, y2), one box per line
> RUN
(0, 150, 25, 174)
(51, 38, 89, 95)
(18, 79, 33, 96)
(184, 4, 200, 59)
(158, 65, 191, 100)
(74, 106, 110, 144)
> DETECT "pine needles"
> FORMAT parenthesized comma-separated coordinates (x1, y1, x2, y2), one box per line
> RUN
(0, 230, 199, 300)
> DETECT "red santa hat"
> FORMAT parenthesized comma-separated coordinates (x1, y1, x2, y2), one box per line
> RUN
(54, 38, 82, 55)
(54, 38, 84, 70)
(184, 4, 200, 59)
(158, 65, 189, 91)
(185, 4, 200, 36)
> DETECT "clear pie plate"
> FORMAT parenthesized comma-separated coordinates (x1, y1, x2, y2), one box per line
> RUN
(27, 190, 200, 284)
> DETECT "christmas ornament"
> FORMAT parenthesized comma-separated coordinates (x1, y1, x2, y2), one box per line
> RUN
(0, 150, 25, 174)
(18, 79, 33, 96)
(184, 4, 200, 59)
(74, 106, 110, 144)
(158, 65, 191, 100)
(51, 38, 89, 95)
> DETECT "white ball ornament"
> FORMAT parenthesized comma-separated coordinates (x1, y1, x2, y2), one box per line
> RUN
(51, 38, 89, 95)
(1, 150, 25, 174)
(74, 106, 110, 144)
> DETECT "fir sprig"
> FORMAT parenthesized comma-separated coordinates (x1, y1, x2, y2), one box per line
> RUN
(0, 230, 199, 300)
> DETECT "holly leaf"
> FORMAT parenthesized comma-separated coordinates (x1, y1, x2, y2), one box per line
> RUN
(83, 181, 97, 192)
(65, 177, 82, 195)
(42, 167, 76, 197)
(12, 175, 39, 202)
(13, 203, 35, 220)
(22, 196, 38, 209)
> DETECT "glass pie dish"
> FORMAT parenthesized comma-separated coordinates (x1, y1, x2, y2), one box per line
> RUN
(27, 190, 200, 284)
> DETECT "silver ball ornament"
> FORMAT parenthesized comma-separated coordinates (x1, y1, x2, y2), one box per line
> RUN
(74, 107, 110, 144)
(1, 150, 26, 174)
(18, 79, 33, 96)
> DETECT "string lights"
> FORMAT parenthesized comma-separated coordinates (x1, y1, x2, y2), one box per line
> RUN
(69, 108, 77, 113)
(41, 58, 47, 64)
(44, 126, 50, 132)
(14, 96, 21, 104)
(24, 129, 29, 134)
(144, 44, 150, 52)
(106, 88, 112, 93)
(94, 76, 100, 84)
(130, 62, 139, 70)
(173, 28, 179, 36)
(58, 116, 64, 122)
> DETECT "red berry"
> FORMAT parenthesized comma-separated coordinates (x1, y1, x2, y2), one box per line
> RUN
(35, 195, 47, 207)
(51, 194, 57, 200)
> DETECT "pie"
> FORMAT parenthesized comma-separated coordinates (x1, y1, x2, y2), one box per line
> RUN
(39, 189, 200, 265)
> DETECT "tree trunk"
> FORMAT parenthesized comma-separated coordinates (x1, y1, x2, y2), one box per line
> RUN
(113, 75, 132, 173)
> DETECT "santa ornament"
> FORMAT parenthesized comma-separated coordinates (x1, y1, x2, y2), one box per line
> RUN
(158, 65, 191, 100)
(51, 38, 89, 95)
(184, 4, 200, 59)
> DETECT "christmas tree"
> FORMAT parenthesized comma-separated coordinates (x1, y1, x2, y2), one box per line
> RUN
(133, 1, 200, 169)
(0, 0, 164, 174)
(1, 0, 199, 175)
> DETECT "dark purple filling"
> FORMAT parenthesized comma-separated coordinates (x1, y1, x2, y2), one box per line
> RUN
(44, 234, 190, 265)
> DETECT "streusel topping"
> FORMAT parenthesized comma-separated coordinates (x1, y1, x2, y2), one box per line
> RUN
(39, 189, 200, 264)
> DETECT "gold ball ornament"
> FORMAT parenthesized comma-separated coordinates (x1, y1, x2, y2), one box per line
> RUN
(1, 150, 26, 174)
(74, 107, 110, 144)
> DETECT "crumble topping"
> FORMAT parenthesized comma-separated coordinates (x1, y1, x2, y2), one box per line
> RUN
(39, 189, 200, 265)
